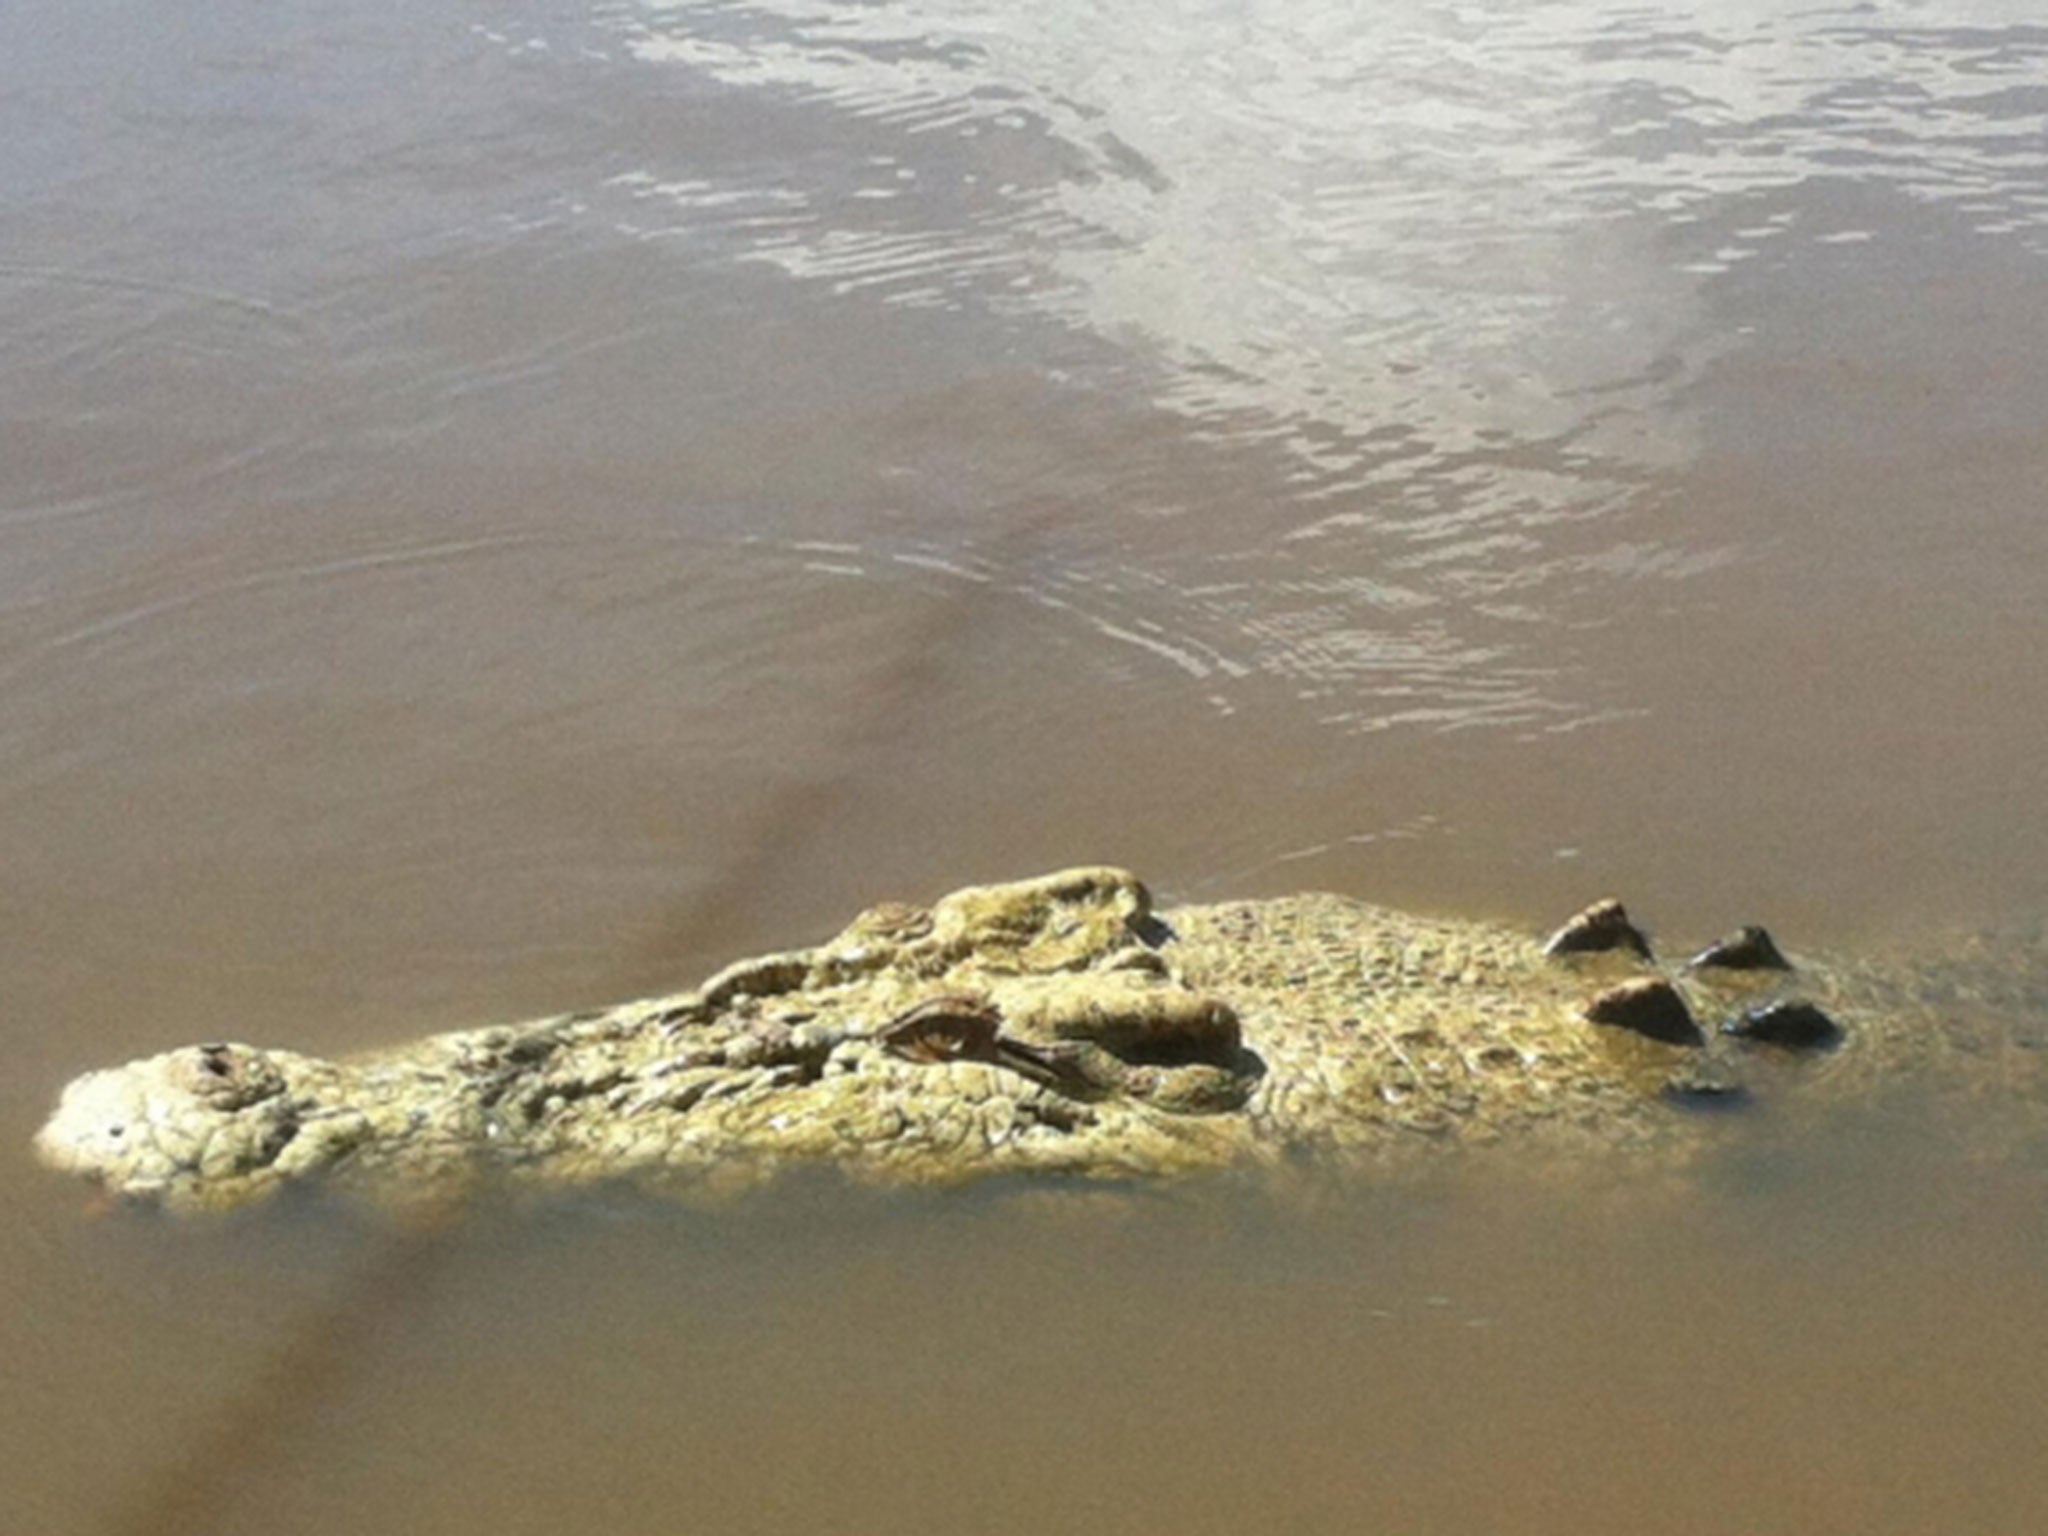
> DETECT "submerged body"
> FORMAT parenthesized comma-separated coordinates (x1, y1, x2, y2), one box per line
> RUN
(32, 868, 2048, 1212)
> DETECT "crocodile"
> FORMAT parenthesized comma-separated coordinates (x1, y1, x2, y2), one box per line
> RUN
(31, 866, 2048, 1213)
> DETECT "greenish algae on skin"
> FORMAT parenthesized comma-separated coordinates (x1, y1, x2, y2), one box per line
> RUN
(30, 867, 2048, 1214)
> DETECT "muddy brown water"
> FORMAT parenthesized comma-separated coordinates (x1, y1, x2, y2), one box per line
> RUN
(5, 3, 2048, 1531)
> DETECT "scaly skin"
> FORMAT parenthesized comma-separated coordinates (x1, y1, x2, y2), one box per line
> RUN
(31, 867, 2048, 1212)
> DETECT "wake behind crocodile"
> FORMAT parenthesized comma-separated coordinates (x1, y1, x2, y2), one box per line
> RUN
(32, 868, 2048, 1213)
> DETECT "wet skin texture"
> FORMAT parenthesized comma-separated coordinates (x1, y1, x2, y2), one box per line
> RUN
(32, 868, 2048, 1212)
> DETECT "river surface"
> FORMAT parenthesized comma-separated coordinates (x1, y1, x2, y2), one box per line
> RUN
(5, 2, 2047, 1532)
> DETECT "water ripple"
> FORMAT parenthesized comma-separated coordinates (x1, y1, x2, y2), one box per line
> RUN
(572, 0, 2048, 482)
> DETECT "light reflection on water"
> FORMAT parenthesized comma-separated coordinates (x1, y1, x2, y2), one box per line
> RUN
(551, 0, 2048, 786)
(601, 0, 2048, 454)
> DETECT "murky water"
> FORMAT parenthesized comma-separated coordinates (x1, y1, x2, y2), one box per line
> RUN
(5, 2, 2047, 1531)
(11, 1154, 2048, 1536)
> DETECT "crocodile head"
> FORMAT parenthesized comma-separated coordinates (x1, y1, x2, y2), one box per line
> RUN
(34, 1042, 306, 1206)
